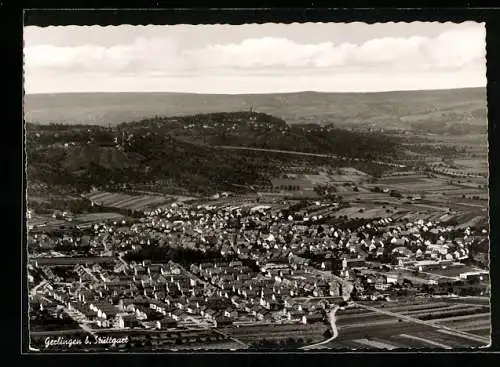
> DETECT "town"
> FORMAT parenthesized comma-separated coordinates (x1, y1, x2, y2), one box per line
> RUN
(28, 164, 490, 350)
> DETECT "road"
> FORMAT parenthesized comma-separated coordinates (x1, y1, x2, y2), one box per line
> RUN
(62, 305, 99, 338)
(353, 302, 489, 345)
(216, 145, 341, 159)
(301, 305, 340, 350)
(176, 263, 218, 291)
(456, 202, 486, 208)
(117, 252, 129, 270)
(215, 146, 404, 168)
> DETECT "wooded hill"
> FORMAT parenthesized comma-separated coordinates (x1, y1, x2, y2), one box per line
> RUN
(26, 112, 402, 195)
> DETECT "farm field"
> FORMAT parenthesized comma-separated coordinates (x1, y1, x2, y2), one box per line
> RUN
(436, 296, 490, 306)
(85, 191, 171, 211)
(28, 215, 67, 229)
(369, 173, 489, 198)
(331, 206, 403, 220)
(29, 211, 126, 230)
(73, 212, 124, 223)
(316, 299, 490, 350)
(453, 158, 489, 174)
(435, 313, 491, 336)
(304, 169, 369, 184)
(369, 178, 459, 193)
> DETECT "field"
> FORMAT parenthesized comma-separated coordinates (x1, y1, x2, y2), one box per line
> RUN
(304, 168, 369, 185)
(369, 173, 488, 199)
(28, 215, 67, 229)
(28, 212, 125, 230)
(73, 212, 124, 223)
(355, 171, 489, 229)
(317, 299, 490, 350)
(420, 265, 487, 279)
(453, 158, 489, 175)
(371, 175, 460, 193)
(85, 191, 171, 212)
(435, 313, 491, 335)
(332, 206, 399, 220)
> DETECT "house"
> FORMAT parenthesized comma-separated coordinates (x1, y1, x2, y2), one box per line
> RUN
(459, 271, 489, 282)
(203, 309, 217, 320)
(386, 272, 401, 285)
(118, 298, 136, 312)
(89, 302, 119, 320)
(397, 257, 416, 267)
(256, 308, 271, 321)
(375, 275, 391, 291)
(414, 260, 441, 272)
(224, 308, 239, 319)
(119, 315, 140, 328)
(304, 312, 324, 324)
(342, 257, 366, 270)
(287, 309, 305, 321)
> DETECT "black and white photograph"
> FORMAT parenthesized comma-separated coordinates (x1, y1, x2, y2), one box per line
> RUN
(23, 20, 490, 352)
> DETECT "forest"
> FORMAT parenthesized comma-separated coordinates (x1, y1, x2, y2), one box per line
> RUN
(26, 112, 402, 195)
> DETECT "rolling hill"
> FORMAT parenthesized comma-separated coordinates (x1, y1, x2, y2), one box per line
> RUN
(24, 88, 487, 133)
(26, 111, 401, 195)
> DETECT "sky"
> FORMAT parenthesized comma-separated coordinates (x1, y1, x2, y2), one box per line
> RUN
(23, 22, 486, 94)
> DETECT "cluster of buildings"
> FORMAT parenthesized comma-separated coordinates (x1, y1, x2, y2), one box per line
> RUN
(28, 196, 489, 336)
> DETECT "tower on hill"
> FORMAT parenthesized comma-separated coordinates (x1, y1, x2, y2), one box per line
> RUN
(249, 105, 257, 121)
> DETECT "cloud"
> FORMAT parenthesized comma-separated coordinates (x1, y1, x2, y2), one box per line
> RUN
(23, 24, 485, 93)
(24, 36, 183, 75)
(184, 26, 484, 72)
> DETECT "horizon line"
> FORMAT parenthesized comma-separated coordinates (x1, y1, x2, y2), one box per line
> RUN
(24, 86, 486, 96)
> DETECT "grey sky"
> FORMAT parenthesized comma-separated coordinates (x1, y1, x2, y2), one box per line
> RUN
(23, 22, 486, 94)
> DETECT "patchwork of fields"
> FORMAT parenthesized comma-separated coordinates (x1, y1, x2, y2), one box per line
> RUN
(29, 212, 124, 230)
(317, 299, 490, 350)
(85, 191, 172, 212)
(370, 175, 460, 193)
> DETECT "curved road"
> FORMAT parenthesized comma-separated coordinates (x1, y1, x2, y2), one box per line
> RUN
(301, 305, 340, 350)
